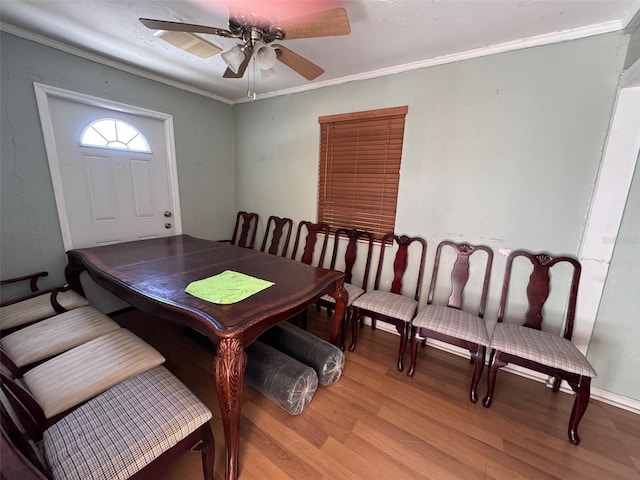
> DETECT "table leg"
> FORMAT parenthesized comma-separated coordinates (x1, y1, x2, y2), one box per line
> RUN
(328, 279, 348, 347)
(214, 337, 247, 480)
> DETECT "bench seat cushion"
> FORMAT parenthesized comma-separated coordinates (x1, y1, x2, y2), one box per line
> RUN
(1, 306, 121, 368)
(23, 329, 165, 418)
(0, 290, 89, 330)
(42, 366, 212, 480)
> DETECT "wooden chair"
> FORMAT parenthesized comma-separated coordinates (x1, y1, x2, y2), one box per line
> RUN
(260, 215, 293, 257)
(1, 272, 89, 334)
(351, 234, 427, 371)
(482, 250, 597, 445)
(316, 228, 374, 349)
(407, 241, 493, 403)
(1, 365, 215, 480)
(289, 221, 330, 328)
(228, 211, 259, 249)
(290, 221, 330, 267)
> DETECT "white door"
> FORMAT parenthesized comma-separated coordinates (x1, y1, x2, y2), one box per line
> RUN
(35, 83, 181, 250)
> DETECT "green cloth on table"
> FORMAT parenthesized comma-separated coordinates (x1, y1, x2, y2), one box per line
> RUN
(185, 270, 274, 304)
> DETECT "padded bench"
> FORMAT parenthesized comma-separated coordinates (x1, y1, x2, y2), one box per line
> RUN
(1, 305, 121, 371)
(1, 366, 215, 480)
(1, 271, 90, 333)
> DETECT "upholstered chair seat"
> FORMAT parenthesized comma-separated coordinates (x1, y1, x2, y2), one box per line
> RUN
(490, 323, 596, 377)
(0, 289, 89, 331)
(320, 282, 364, 307)
(1, 306, 120, 369)
(353, 290, 418, 324)
(23, 329, 165, 419)
(412, 304, 491, 347)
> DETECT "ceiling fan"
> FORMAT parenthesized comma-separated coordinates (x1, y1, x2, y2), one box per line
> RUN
(139, 7, 350, 81)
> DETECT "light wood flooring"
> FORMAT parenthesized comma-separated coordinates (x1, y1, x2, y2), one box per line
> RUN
(114, 308, 640, 480)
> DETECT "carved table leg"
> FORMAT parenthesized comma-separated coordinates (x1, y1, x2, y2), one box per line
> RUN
(328, 279, 348, 349)
(214, 337, 247, 480)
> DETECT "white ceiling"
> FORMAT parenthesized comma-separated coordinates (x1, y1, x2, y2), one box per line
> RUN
(2, 1, 639, 103)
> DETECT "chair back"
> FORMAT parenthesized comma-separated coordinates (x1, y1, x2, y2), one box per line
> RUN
(230, 211, 259, 249)
(427, 240, 493, 317)
(0, 375, 50, 479)
(291, 221, 330, 267)
(260, 216, 293, 257)
(497, 250, 581, 339)
(373, 234, 427, 301)
(0, 368, 46, 435)
(329, 228, 374, 289)
(1, 409, 49, 480)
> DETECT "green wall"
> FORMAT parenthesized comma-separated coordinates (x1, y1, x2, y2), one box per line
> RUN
(1, 32, 235, 289)
(624, 20, 640, 69)
(233, 32, 638, 401)
(588, 152, 640, 398)
(2, 29, 638, 403)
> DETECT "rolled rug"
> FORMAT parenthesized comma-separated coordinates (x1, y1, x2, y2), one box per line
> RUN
(259, 321, 345, 386)
(245, 340, 318, 415)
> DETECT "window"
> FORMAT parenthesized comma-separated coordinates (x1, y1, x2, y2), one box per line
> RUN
(80, 118, 151, 153)
(317, 106, 408, 240)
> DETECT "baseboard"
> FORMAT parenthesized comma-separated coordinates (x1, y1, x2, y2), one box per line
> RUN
(361, 319, 640, 415)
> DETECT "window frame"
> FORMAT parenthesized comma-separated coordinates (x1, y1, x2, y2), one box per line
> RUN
(317, 106, 408, 241)
(80, 118, 152, 153)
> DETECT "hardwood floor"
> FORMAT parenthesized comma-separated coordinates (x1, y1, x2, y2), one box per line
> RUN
(114, 309, 640, 480)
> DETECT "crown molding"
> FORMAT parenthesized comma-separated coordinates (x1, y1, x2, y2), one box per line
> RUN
(1, 18, 624, 105)
(0, 22, 234, 105)
(241, 20, 624, 103)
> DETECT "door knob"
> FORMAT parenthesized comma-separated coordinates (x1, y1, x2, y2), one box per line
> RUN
(165, 223, 172, 229)
(164, 211, 172, 218)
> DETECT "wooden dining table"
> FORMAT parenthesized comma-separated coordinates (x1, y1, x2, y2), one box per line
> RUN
(65, 234, 347, 480)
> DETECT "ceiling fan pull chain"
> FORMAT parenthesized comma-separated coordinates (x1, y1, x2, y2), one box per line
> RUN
(248, 60, 257, 100)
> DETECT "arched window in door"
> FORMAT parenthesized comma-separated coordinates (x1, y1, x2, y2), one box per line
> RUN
(80, 118, 152, 153)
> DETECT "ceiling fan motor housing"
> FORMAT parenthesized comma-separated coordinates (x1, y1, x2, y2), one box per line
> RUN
(141, 7, 350, 81)
(229, 13, 285, 46)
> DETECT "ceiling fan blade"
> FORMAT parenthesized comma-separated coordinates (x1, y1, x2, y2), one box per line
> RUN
(139, 18, 232, 37)
(273, 45, 324, 80)
(272, 7, 350, 40)
(223, 50, 253, 78)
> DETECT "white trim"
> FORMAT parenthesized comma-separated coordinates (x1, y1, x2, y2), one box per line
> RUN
(241, 21, 624, 103)
(1, 18, 623, 104)
(33, 82, 183, 251)
(1, 23, 232, 105)
(369, 321, 640, 414)
(574, 86, 640, 354)
(591, 387, 640, 414)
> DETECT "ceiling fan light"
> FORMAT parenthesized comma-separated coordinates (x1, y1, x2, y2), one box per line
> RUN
(254, 42, 277, 70)
(260, 67, 277, 81)
(221, 45, 245, 74)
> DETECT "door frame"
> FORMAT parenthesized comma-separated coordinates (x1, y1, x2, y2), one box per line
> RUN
(33, 82, 182, 250)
